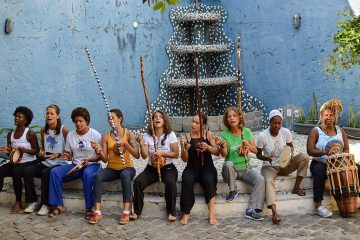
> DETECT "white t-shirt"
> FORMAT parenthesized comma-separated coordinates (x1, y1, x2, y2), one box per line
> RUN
(65, 128, 101, 165)
(143, 131, 178, 165)
(256, 127, 292, 167)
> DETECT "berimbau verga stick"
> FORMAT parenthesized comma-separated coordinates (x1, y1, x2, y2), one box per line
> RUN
(84, 48, 126, 166)
(237, 36, 248, 168)
(194, 52, 204, 166)
(140, 56, 162, 182)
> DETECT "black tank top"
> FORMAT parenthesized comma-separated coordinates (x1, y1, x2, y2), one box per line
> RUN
(186, 131, 214, 171)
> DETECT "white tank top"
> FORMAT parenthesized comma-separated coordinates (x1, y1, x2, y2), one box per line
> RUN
(11, 128, 37, 163)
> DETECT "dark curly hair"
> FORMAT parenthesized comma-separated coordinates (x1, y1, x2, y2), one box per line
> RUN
(147, 110, 173, 145)
(71, 107, 90, 125)
(44, 104, 62, 135)
(222, 106, 245, 129)
(13, 106, 33, 127)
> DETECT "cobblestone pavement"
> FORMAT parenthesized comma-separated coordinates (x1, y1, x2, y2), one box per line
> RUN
(0, 204, 359, 240)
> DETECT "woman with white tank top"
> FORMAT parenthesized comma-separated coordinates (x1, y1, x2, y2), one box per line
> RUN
(23, 104, 69, 216)
(0, 106, 39, 214)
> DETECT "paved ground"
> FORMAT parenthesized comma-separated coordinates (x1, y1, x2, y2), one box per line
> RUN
(0, 203, 359, 240)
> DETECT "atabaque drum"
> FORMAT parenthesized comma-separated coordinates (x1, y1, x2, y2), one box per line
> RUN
(326, 153, 359, 216)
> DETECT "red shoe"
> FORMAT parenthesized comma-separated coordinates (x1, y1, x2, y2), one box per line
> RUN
(88, 213, 102, 224)
(119, 213, 129, 225)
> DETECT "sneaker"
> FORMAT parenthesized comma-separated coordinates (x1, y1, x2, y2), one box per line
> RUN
(88, 212, 102, 224)
(245, 208, 264, 221)
(314, 206, 333, 218)
(37, 205, 50, 216)
(24, 202, 40, 213)
(119, 213, 129, 225)
(226, 191, 238, 202)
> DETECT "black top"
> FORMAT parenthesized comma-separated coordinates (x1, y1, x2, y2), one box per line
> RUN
(185, 131, 215, 171)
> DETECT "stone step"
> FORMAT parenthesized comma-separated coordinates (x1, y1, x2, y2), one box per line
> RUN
(1, 175, 360, 217)
(58, 173, 313, 195)
(1, 187, 359, 217)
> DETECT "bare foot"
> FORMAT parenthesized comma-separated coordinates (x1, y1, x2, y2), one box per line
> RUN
(180, 214, 190, 225)
(209, 217, 217, 225)
(168, 214, 176, 222)
(10, 202, 22, 214)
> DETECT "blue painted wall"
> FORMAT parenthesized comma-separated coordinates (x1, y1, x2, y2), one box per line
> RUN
(1, 0, 359, 144)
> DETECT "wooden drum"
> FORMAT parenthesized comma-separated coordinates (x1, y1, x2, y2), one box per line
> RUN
(326, 153, 359, 216)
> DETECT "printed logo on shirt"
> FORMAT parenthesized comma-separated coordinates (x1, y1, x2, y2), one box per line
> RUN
(77, 140, 87, 150)
(46, 135, 58, 150)
(325, 139, 343, 155)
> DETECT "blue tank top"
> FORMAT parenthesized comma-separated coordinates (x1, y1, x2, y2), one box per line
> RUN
(313, 126, 344, 164)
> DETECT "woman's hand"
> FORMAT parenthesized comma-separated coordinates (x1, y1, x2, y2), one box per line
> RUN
(60, 152, 72, 161)
(135, 133, 145, 146)
(196, 141, 209, 152)
(214, 136, 227, 149)
(238, 140, 249, 155)
(180, 135, 191, 151)
(0, 146, 11, 155)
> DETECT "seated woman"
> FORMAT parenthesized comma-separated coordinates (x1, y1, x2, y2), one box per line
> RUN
(179, 113, 219, 225)
(23, 104, 69, 215)
(219, 107, 265, 221)
(256, 109, 309, 224)
(130, 110, 179, 221)
(307, 99, 349, 218)
(0, 106, 39, 214)
(88, 109, 140, 225)
(48, 107, 101, 219)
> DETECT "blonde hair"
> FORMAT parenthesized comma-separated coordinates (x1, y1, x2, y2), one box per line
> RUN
(319, 98, 343, 125)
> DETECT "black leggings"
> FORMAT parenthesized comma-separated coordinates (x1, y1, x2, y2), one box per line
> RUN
(310, 160, 327, 203)
(23, 163, 57, 205)
(133, 164, 178, 216)
(0, 161, 38, 201)
(180, 167, 217, 214)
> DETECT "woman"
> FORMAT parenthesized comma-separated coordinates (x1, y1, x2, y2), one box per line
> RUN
(23, 104, 69, 216)
(256, 109, 309, 224)
(179, 113, 219, 225)
(88, 109, 140, 225)
(307, 99, 349, 218)
(47, 107, 101, 219)
(0, 106, 39, 213)
(130, 110, 179, 221)
(219, 107, 265, 221)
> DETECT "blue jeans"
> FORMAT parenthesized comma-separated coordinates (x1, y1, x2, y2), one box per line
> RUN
(93, 167, 135, 203)
(48, 163, 100, 209)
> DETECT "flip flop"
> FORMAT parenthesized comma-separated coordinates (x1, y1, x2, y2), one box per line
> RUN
(292, 188, 306, 196)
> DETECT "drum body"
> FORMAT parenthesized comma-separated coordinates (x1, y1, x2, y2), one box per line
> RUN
(279, 146, 292, 168)
(326, 153, 359, 216)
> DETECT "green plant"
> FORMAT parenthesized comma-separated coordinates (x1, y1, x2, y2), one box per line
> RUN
(297, 110, 306, 123)
(143, 0, 182, 13)
(323, 10, 360, 77)
(308, 92, 319, 124)
(347, 106, 360, 128)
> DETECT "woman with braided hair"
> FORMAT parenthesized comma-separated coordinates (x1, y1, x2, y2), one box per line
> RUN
(307, 98, 349, 218)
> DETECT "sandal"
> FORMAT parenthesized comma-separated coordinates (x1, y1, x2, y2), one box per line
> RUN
(292, 188, 306, 196)
(272, 214, 281, 224)
(48, 207, 66, 218)
(85, 209, 94, 220)
(88, 212, 102, 224)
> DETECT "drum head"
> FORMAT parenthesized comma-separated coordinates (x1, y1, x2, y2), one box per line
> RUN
(279, 146, 292, 168)
(10, 148, 21, 164)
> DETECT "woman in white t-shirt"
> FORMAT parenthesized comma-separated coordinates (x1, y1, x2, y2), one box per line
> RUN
(48, 107, 101, 219)
(130, 110, 179, 221)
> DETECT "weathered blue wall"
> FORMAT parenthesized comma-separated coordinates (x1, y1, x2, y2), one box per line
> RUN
(1, 0, 359, 144)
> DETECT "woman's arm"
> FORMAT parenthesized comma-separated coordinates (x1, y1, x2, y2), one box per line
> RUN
(23, 130, 39, 155)
(307, 127, 327, 157)
(202, 131, 221, 156)
(180, 133, 190, 162)
(123, 131, 140, 159)
(341, 128, 350, 153)
(256, 147, 272, 163)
